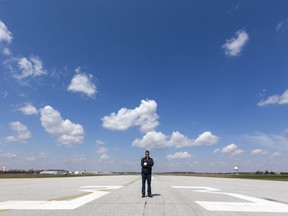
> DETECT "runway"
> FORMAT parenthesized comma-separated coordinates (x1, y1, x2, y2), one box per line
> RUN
(1, 175, 288, 215)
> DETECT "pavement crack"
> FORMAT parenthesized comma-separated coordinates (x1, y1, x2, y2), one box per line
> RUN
(142, 200, 147, 216)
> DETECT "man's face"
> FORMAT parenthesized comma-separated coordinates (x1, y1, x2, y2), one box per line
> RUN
(145, 152, 149, 157)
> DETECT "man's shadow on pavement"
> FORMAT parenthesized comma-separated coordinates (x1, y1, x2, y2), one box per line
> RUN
(151, 194, 161, 197)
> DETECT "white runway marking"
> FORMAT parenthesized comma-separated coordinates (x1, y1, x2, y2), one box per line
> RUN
(171, 186, 220, 192)
(172, 186, 288, 213)
(0, 186, 122, 210)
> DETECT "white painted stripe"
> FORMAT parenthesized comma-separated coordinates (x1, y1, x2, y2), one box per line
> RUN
(171, 186, 220, 192)
(196, 201, 288, 212)
(172, 186, 288, 213)
(0, 185, 122, 210)
(0, 192, 109, 210)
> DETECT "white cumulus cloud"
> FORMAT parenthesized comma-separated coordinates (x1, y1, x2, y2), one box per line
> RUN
(170, 131, 219, 148)
(272, 152, 281, 157)
(132, 131, 169, 150)
(4, 55, 47, 80)
(167, 151, 191, 160)
(258, 89, 288, 106)
(100, 154, 110, 160)
(6, 121, 31, 143)
(67, 67, 97, 98)
(231, 149, 244, 156)
(251, 149, 269, 155)
(96, 140, 105, 145)
(102, 99, 159, 133)
(40, 106, 84, 146)
(168, 131, 193, 148)
(222, 143, 238, 153)
(0, 20, 13, 43)
(96, 147, 110, 160)
(220, 143, 243, 156)
(3, 47, 11, 56)
(222, 30, 249, 56)
(1, 21, 46, 81)
(97, 147, 108, 154)
(132, 130, 219, 150)
(17, 104, 38, 115)
(194, 131, 220, 146)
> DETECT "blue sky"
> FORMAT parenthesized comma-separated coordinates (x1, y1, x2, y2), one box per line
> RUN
(1, 0, 288, 172)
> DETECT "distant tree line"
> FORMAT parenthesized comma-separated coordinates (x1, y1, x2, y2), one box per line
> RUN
(255, 170, 276, 175)
(0, 170, 140, 175)
(0, 169, 43, 174)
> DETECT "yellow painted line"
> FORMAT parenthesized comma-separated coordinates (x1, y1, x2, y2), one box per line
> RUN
(99, 189, 110, 191)
(49, 192, 93, 201)
(124, 177, 141, 186)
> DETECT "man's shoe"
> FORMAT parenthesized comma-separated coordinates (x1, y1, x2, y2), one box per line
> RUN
(148, 194, 152, 198)
(142, 194, 145, 198)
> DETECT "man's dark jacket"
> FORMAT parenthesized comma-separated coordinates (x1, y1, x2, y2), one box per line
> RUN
(141, 157, 154, 174)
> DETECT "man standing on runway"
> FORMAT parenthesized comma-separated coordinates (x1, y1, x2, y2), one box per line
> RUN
(141, 150, 154, 198)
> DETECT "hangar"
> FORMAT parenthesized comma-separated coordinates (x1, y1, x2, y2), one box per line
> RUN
(39, 169, 68, 175)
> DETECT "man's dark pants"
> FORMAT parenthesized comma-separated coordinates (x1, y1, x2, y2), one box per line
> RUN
(142, 173, 151, 196)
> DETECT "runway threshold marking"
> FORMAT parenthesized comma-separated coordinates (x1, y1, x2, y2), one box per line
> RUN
(172, 186, 288, 213)
(0, 186, 122, 210)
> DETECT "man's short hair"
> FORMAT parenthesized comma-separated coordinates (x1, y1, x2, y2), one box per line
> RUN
(145, 150, 150, 154)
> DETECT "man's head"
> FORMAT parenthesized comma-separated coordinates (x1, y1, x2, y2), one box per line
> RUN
(145, 150, 150, 157)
